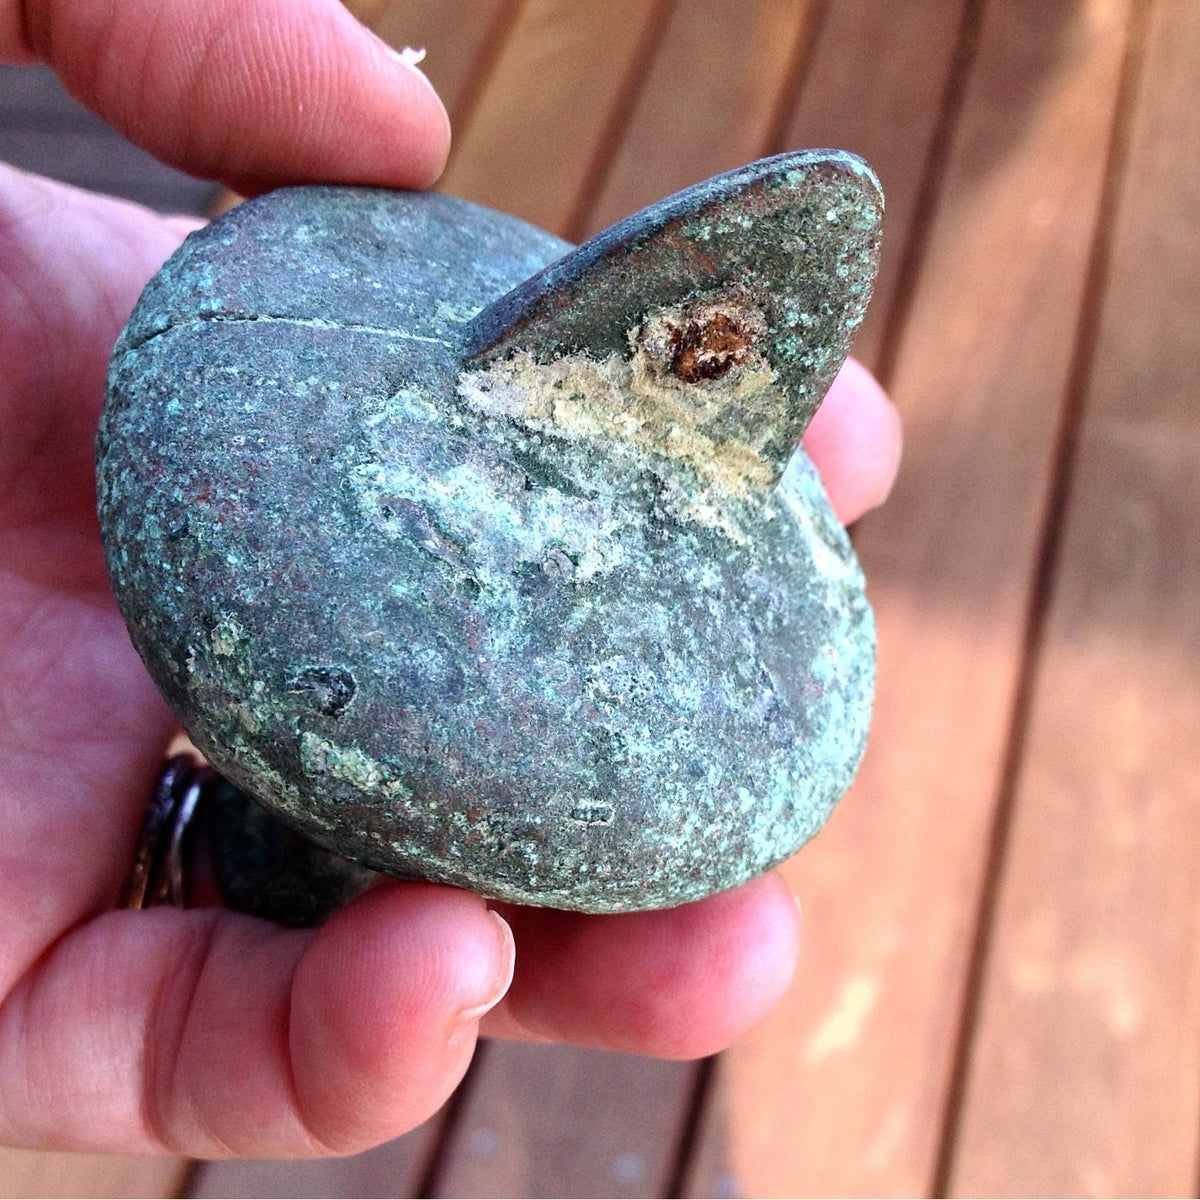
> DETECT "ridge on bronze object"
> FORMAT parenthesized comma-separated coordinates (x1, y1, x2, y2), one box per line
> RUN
(98, 150, 884, 923)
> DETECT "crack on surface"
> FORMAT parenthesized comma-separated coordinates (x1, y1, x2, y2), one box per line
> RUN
(120, 312, 456, 353)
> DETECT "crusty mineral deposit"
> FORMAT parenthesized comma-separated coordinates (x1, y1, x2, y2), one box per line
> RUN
(98, 150, 883, 915)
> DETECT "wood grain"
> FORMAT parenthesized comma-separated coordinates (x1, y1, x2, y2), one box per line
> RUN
(364, 0, 517, 128)
(189, 1119, 440, 1199)
(775, 0, 969, 373)
(428, 1043, 696, 1199)
(578, 0, 820, 237)
(435, 0, 670, 237)
(0, 65, 217, 213)
(678, 1058, 740, 1200)
(0, 1147, 187, 1200)
(945, 1, 1200, 1193)
(716, 2, 1137, 1194)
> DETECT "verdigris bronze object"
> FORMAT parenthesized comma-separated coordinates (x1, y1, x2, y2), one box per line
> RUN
(98, 149, 883, 917)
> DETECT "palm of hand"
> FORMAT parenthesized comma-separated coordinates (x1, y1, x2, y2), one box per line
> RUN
(0, 175, 183, 936)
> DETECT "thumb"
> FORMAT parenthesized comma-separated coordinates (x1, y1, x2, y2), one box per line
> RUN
(7, 0, 450, 194)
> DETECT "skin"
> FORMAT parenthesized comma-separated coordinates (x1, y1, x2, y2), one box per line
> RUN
(0, 0, 902, 1159)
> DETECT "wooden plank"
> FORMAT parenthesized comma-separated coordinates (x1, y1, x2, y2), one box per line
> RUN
(189, 1118, 440, 1199)
(0, 63, 106, 128)
(0, 126, 217, 212)
(678, 1059, 740, 1200)
(775, 0, 968, 373)
(351, 0, 515, 128)
(944, 2, 1200, 1194)
(0, 66, 217, 214)
(435, 0, 670, 237)
(712, 2, 1137, 1194)
(0, 1147, 187, 1200)
(428, 1043, 696, 1199)
(578, 0, 820, 237)
(341, 0, 392, 30)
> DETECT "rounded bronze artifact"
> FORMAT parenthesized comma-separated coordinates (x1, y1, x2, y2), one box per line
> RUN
(98, 150, 883, 918)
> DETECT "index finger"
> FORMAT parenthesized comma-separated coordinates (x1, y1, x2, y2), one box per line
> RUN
(3, 0, 450, 195)
(803, 357, 903, 526)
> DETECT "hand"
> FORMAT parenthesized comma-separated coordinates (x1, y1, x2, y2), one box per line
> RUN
(0, 0, 901, 1159)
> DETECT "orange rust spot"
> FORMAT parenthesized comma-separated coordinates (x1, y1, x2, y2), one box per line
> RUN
(669, 311, 757, 383)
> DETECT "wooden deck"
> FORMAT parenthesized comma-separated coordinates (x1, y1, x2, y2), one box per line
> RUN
(3, 1, 1199, 1195)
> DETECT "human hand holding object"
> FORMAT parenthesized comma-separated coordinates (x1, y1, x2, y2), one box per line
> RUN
(0, 0, 899, 1158)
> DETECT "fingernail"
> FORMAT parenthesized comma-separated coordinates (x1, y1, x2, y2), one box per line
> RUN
(457, 910, 515, 1025)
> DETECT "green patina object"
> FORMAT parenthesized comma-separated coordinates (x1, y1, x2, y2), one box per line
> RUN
(98, 150, 883, 918)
